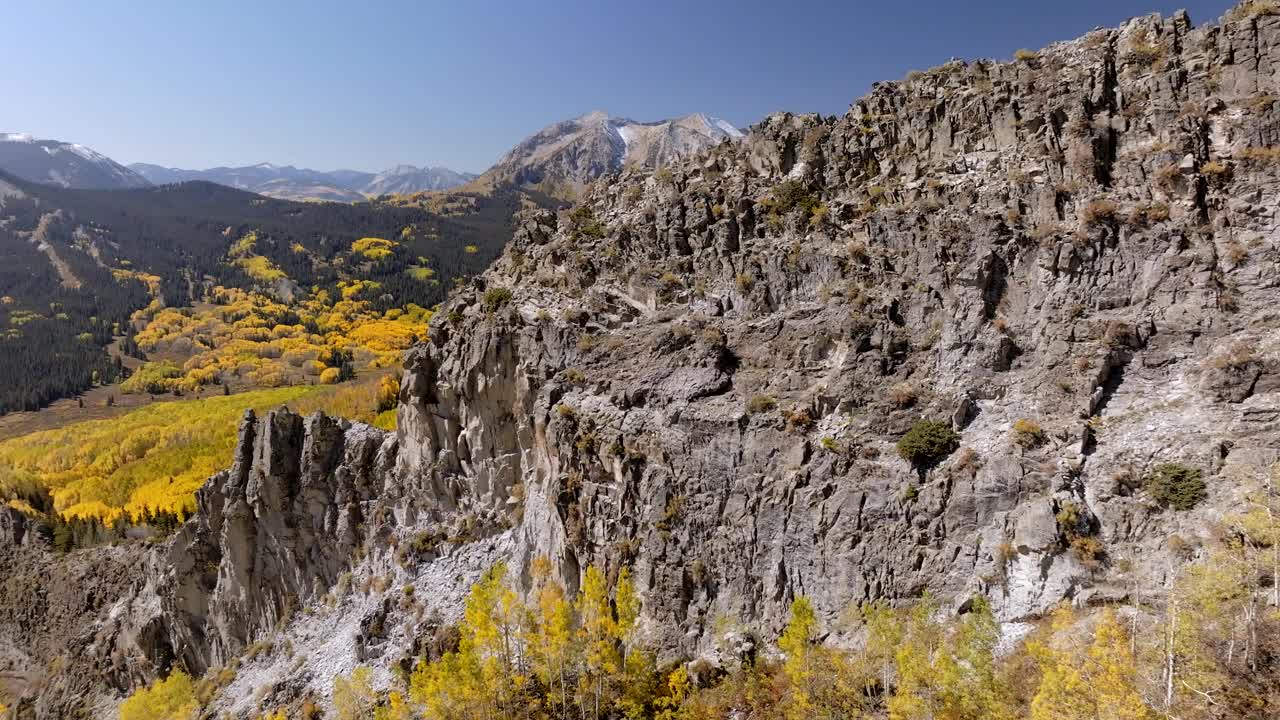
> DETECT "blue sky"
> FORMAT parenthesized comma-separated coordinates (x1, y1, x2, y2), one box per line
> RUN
(3, 0, 1237, 173)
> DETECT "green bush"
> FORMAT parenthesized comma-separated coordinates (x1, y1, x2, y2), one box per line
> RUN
(483, 287, 514, 313)
(768, 180, 820, 216)
(569, 205, 607, 240)
(897, 420, 960, 465)
(1146, 464, 1206, 511)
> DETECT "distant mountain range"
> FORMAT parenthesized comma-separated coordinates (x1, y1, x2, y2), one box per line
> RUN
(478, 111, 743, 198)
(0, 111, 743, 202)
(128, 162, 478, 202)
(0, 132, 150, 190)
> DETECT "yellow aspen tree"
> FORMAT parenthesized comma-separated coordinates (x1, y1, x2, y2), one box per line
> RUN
(935, 598, 1014, 720)
(889, 596, 1013, 720)
(888, 597, 942, 720)
(462, 564, 509, 716)
(408, 565, 523, 720)
(611, 566, 654, 718)
(861, 600, 904, 698)
(614, 567, 640, 652)
(1171, 560, 1242, 716)
(1028, 605, 1092, 720)
(616, 648, 658, 720)
(118, 669, 198, 720)
(778, 596, 819, 720)
(498, 583, 532, 710)
(964, 598, 1016, 720)
(374, 373, 400, 412)
(1233, 462, 1280, 667)
(333, 666, 377, 720)
(409, 650, 484, 720)
(498, 583, 524, 670)
(654, 665, 691, 719)
(1087, 609, 1152, 720)
(373, 691, 412, 720)
(577, 565, 617, 720)
(530, 576, 576, 720)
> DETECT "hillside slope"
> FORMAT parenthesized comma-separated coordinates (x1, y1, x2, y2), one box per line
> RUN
(8, 4, 1280, 718)
(0, 174, 515, 413)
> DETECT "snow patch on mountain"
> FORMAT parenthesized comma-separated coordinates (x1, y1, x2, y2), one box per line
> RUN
(702, 114, 744, 139)
(614, 124, 634, 152)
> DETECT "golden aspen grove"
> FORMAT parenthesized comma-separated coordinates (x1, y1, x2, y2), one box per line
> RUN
(0, 373, 400, 527)
(126, 284, 429, 395)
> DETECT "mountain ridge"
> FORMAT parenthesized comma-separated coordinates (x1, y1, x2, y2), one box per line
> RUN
(474, 110, 744, 198)
(0, 133, 150, 190)
(128, 162, 480, 202)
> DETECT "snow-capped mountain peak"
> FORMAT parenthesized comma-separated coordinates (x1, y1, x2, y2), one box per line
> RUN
(0, 133, 150, 189)
(484, 110, 747, 198)
(695, 113, 745, 140)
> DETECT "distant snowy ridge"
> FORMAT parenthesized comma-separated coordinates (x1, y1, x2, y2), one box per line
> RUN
(484, 110, 745, 197)
(0, 132, 150, 190)
(129, 162, 477, 201)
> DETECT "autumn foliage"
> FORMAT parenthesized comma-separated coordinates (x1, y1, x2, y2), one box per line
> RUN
(0, 374, 401, 524)
(126, 286, 429, 395)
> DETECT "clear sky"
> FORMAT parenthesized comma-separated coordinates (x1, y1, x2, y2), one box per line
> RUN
(3, 0, 1237, 174)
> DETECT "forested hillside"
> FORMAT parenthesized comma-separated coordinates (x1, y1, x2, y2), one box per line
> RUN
(0, 172, 520, 413)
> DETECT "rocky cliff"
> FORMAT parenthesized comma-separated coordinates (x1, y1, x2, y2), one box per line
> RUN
(406, 4, 1280, 644)
(9, 4, 1280, 717)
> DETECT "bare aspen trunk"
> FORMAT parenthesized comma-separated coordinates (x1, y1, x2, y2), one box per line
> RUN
(1165, 597, 1177, 714)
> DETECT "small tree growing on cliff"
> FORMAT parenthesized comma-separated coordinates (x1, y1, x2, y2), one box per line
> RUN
(897, 420, 960, 467)
(1145, 464, 1205, 511)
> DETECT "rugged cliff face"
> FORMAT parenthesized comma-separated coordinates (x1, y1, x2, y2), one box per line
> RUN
(405, 5, 1280, 648)
(9, 5, 1280, 717)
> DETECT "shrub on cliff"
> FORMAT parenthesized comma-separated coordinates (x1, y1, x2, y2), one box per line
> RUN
(569, 205, 606, 240)
(767, 179, 820, 217)
(897, 420, 960, 465)
(483, 287, 514, 313)
(1011, 418, 1045, 448)
(1146, 463, 1206, 511)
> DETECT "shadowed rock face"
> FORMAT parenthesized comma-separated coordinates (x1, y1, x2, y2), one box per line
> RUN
(158, 410, 394, 673)
(22, 410, 398, 717)
(11, 5, 1280, 716)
